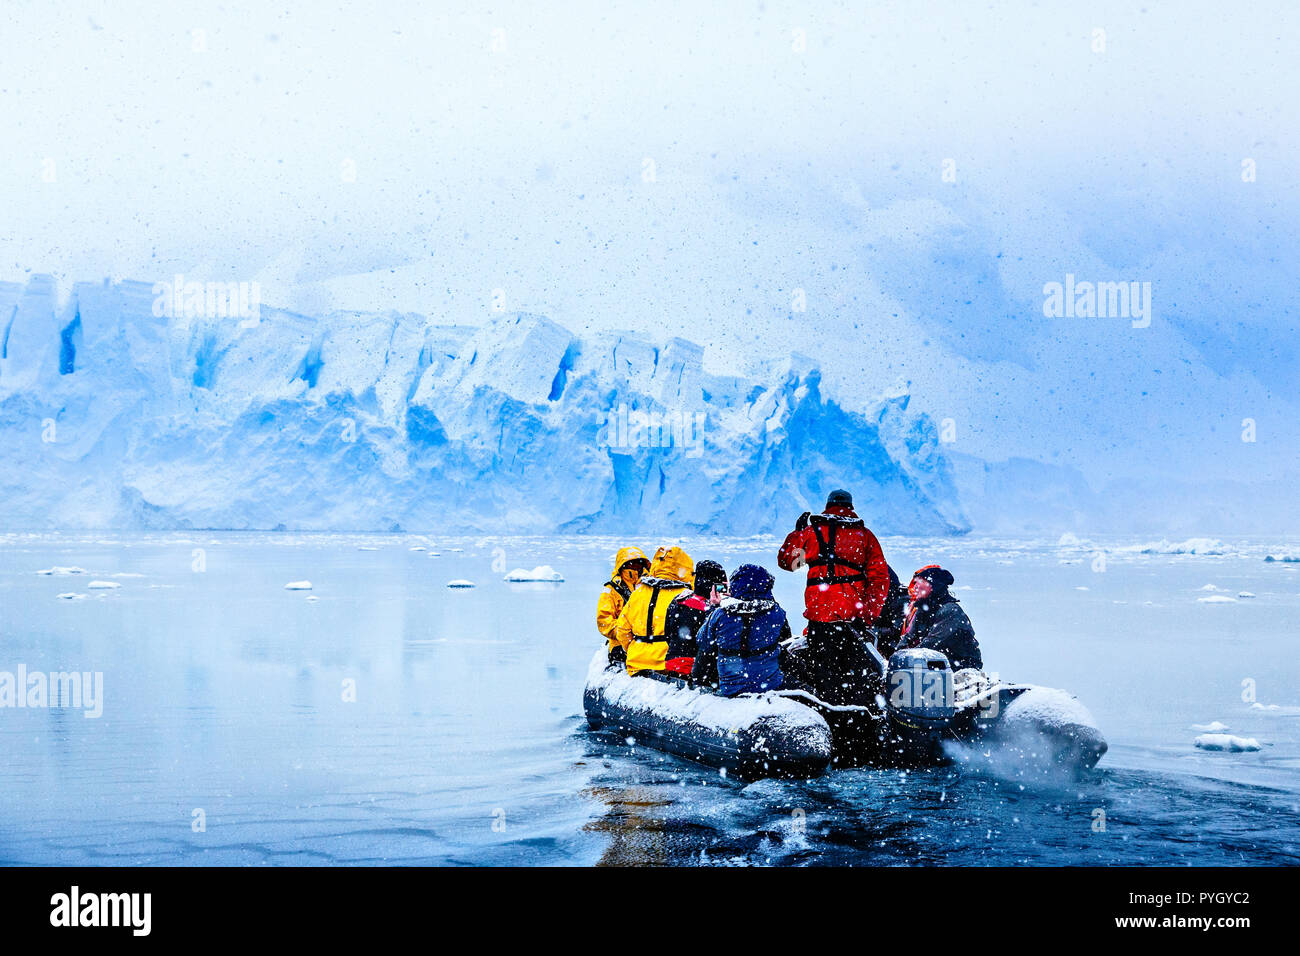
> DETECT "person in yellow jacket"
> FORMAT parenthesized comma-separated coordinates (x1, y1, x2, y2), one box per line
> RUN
(597, 547, 651, 663)
(614, 546, 695, 676)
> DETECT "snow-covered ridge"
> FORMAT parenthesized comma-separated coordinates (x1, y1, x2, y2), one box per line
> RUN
(0, 275, 967, 534)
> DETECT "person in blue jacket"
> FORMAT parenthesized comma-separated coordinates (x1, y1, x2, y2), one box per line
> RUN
(691, 563, 788, 696)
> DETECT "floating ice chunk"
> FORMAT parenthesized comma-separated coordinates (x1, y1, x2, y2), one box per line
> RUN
(1264, 552, 1299, 563)
(57, 592, 87, 600)
(305, 595, 320, 602)
(1250, 702, 1300, 715)
(357, 546, 379, 551)
(1191, 721, 1229, 732)
(1237, 591, 1256, 599)
(36, 566, 87, 575)
(284, 580, 313, 590)
(87, 580, 120, 589)
(503, 565, 564, 582)
(1197, 595, 1236, 603)
(409, 546, 426, 552)
(1197, 583, 1225, 591)
(1194, 734, 1261, 752)
(1120, 538, 1230, 555)
(446, 579, 476, 589)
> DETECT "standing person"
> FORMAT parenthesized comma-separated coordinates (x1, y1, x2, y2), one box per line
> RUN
(691, 564, 788, 696)
(776, 489, 891, 705)
(898, 565, 982, 670)
(597, 547, 650, 664)
(662, 560, 728, 676)
(614, 546, 695, 677)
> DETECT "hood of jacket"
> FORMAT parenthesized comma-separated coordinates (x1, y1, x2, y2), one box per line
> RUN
(649, 546, 694, 585)
(729, 563, 775, 601)
(609, 545, 649, 582)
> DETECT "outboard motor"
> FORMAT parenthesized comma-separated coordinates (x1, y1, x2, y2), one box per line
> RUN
(886, 648, 956, 730)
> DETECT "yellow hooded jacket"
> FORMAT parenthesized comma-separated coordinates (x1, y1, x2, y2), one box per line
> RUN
(597, 546, 650, 655)
(614, 546, 694, 675)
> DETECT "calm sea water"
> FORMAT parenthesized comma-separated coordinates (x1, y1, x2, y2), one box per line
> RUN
(2, 532, 1298, 865)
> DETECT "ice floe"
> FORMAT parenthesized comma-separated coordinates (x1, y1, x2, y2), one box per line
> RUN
(1194, 734, 1261, 752)
(284, 580, 313, 590)
(503, 565, 564, 582)
(1120, 538, 1230, 555)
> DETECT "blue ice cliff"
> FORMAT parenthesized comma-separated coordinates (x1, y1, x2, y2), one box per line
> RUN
(0, 276, 968, 534)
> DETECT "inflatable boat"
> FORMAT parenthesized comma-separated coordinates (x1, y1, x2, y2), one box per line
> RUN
(583, 645, 1107, 780)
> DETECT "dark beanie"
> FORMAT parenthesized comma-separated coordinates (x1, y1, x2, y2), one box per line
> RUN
(825, 488, 853, 509)
(693, 560, 728, 597)
(913, 565, 955, 591)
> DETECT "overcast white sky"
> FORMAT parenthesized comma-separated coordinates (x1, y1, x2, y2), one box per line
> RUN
(2, 0, 1297, 482)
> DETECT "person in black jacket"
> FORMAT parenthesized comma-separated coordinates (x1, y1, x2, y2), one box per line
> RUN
(897, 565, 982, 670)
(873, 564, 910, 657)
(661, 560, 728, 676)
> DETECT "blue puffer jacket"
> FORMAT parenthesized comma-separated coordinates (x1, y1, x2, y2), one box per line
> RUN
(691, 564, 788, 697)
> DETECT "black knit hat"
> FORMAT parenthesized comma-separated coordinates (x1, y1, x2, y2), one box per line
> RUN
(913, 565, 955, 590)
(693, 560, 728, 597)
(825, 488, 854, 509)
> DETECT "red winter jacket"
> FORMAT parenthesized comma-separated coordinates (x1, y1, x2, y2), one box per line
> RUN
(777, 506, 890, 623)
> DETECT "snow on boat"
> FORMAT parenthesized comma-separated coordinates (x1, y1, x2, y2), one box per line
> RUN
(582, 650, 833, 779)
(583, 645, 1107, 780)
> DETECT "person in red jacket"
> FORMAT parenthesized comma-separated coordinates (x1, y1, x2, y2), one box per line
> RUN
(777, 489, 891, 708)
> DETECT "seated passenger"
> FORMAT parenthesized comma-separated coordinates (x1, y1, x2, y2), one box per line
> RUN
(691, 564, 788, 696)
(597, 547, 651, 664)
(614, 546, 695, 676)
(873, 564, 911, 658)
(662, 560, 728, 675)
(898, 565, 982, 670)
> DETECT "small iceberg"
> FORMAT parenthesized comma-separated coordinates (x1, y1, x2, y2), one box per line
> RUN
(1197, 595, 1236, 603)
(446, 579, 476, 589)
(504, 565, 565, 583)
(1237, 591, 1256, 599)
(1122, 538, 1229, 556)
(36, 566, 87, 576)
(57, 592, 87, 601)
(1250, 702, 1300, 715)
(409, 546, 427, 552)
(1191, 721, 1230, 732)
(1194, 734, 1261, 752)
(1264, 552, 1299, 563)
(305, 595, 320, 603)
(87, 580, 121, 590)
(284, 580, 313, 590)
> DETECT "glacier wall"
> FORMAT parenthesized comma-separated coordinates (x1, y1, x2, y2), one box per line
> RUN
(0, 276, 969, 535)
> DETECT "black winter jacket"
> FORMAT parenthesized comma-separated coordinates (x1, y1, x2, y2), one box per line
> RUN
(900, 595, 982, 670)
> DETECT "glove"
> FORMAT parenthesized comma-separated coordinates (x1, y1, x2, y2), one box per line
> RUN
(795, 511, 811, 531)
